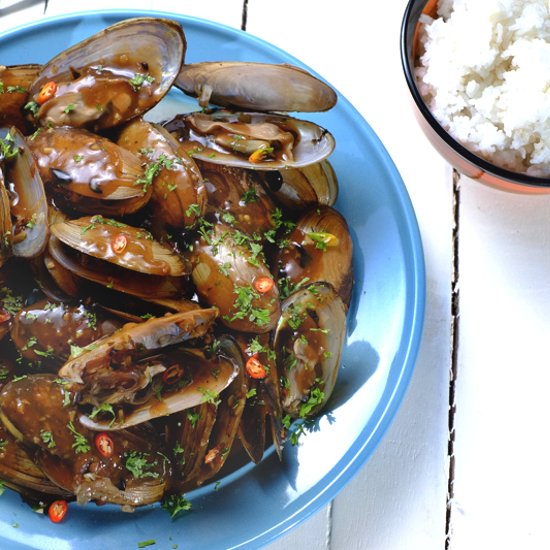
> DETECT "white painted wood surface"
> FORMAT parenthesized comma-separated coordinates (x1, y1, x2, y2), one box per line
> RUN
(0, 1, 454, 549)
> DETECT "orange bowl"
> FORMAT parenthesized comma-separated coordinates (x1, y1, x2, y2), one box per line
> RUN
(401, 0, 550, 194)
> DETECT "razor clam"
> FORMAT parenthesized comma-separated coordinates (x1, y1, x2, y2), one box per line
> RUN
(259, 160, 338, 211)
(164, 110, 335, 170)
(0, 374, 169, 508)
(274, 282, 346, 419)
(274, 205, 353, 307)
(190, 223, 281, 333)
(27, 127, 151, 216)
(116, 118, 206, 229)
(58, 309, 221, 424)
(28, 18, 186, 131)
(0, 127, 49, 259)
(176, 61, 337, 112)
(0, 65, 41, 134)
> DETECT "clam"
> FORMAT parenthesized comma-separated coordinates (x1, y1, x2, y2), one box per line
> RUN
(0, 65, 41, 134)
(27, 127, 151, 216)
(0, 167, 12, 268)
(57, 308, 235, 430)
(0, 127, 49, 259)
(0, 422, 73, 501)
(190, 223, 281, 333)
(235, 332, 285, 463)
(48, 216, 189, 299)
(164, 109, 335, 170)
(0, 374, 169, 508)
(274, 205, 353, 307)
(27, 18, 186, 131)
(259, 160, 338, 211)
(195, 159, 276, 236)
(273, 282, 346, 418)
(116, 118, 206, 229)
(176, 61, 337, 112)
(10, 299, 123, 370)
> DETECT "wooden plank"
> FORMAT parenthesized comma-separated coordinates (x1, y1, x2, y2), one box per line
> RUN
(451, 176, 550, 548)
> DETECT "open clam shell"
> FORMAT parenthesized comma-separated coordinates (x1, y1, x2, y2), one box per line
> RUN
(79, 345, 239, 432)
(0, 167, 13, 268)
(0, 65, 41, 133)
(1, 127, 49, 259)
(165, 110, 335, 170)
(28, 18, 186, 131)
(259, 159, 338, 211)
(58, 308, 219, 389)
(274, 282, 347, 418)
(176, 61, 337, 112)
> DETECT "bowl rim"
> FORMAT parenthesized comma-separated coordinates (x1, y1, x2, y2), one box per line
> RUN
(400, 0, 550, 189)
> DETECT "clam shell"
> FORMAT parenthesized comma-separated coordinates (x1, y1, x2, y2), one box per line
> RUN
(29, 18, 186, 130)
(165, 110, 335, 170)
(274, 205, 353, 307)
(1, 127, 49, 259)
(51, 216, 187, 277)
(274, 282, 346, 418)
(259, 160, 338, 211)
(176, 61, 337, 112)
(0, 65, 41, 133)
(116, 118, 206, 229)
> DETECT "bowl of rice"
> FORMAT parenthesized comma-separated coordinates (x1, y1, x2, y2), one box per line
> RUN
(401, 0, 550, 193)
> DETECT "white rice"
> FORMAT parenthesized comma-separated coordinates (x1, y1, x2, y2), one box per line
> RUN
(416, 0, 550, 177)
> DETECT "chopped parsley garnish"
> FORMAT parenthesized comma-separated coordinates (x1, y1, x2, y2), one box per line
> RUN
(137, 540, 156, 548)
(185, 203, 202, 218)
(161, 494, 192, 519)
(6, 85, 27, 94)
(129, 73, 156, 92)
(135, 154, 174, 191)
(0, 131, 19, 161)
(299, 387, 326, 418)
(247, 337, 276, 361)
(198, 388, 221, 406)
(89, 402, 116, 426)
(67, 421, 91, 454)
(278, 276, 310, 300)
(24, 100, 39, 116)
(40, 430, 56, 449)
(125, 451, 160, 479)
(223, 284, 271, 327)
(240, 188, 258, 204)
(63, 103, 76, 114)
(186, 411, 201, 428)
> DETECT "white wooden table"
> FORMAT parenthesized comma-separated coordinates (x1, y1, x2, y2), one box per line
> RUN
(4, 1, 547, 549)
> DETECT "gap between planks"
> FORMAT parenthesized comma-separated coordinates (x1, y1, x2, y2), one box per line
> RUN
(445, 169, 461, 549)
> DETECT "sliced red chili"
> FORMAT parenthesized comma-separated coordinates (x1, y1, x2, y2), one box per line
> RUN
(245, 355, 267, 379)
(0, 308, 10, 324)
(37, 81, 57, 105)
(95, 432, 114, 458)
(253, 276, 274, 294)
(162, 364, 184, 385)
(48, 499, 68, 523)
(111, 234, 128, 254)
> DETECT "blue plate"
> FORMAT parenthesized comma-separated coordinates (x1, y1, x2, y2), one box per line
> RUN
(0, 10, 425, 550)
